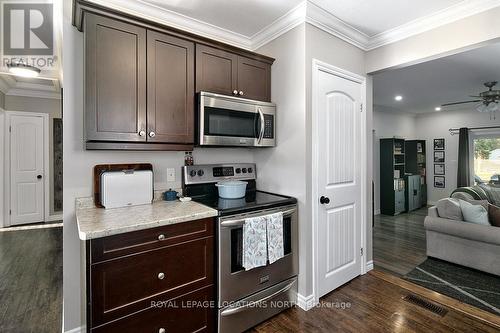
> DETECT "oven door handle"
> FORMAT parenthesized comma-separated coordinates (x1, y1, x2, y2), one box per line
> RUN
(257, 107, 265, 144)
(220, 279, 296, 317)
(220, 208, 296, 228)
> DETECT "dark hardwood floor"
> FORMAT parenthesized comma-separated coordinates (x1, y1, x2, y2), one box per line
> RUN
(0, 227, 62, 333)
(373, 208, 428, 276)
(250, 271, 498, 333)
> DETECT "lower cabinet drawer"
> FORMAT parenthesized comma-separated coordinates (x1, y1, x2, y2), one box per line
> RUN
(90, 237, 214, 326)
(92, 285, 215, 333)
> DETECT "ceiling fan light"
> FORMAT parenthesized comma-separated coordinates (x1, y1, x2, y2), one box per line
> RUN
(487, 101, 499, 112)
(476, 103, 487, 112)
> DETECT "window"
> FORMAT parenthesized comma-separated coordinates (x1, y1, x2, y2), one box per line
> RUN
(473, 136, 500, 186)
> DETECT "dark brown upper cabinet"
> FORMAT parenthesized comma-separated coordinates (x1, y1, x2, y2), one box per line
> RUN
(196, 44, 271, 102)
(237, 56, 271, 102)
(195, 44, 238, 96)
(85, 14, 147, 142)
(147, 31, 194, 144)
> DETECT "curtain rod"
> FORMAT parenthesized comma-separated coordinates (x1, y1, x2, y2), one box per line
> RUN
(449, 125, 500, 134)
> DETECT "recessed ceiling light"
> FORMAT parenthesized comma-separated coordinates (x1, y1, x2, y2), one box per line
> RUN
(7, 62, 41, 78)
(435, 107, 442, 111)
(394, 95, 403, 101)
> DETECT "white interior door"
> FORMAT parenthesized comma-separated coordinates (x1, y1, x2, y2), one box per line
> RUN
(9, 114, 45, 225)
(316, 68, 363, 297)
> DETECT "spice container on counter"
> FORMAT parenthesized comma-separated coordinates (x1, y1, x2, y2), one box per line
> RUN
(184, 152, 194, 166)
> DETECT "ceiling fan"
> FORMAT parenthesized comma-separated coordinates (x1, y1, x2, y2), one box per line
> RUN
(441, 81, 500, 117)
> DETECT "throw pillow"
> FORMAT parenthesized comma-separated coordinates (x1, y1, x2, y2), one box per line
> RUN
(488, 204, 500, 227)
(467, 199, 489, 211)
(459, 199, 490, 225)
(436, 198, 463, 221)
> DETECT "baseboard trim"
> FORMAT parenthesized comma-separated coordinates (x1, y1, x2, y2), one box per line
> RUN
(64, 326, 85, 333)
(297, 293, 317, 311)
(366, 260, 374, 272)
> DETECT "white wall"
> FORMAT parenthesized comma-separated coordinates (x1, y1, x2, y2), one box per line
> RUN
(0, 108, 4, 227)
(373, 107, 500, 211)
(0, 91, 5, 109)
(4, 95, 62, 215)
(255, 23, 307, 296)
(62, 4, 254, 331)
(373, 108, 416, 213)
(416, 109, 500, 204)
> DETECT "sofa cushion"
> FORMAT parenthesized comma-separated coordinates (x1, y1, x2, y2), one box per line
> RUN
(488, 204, 500, 227)
(436, 198, 463, 221)
(459, 199, 490, 225)
(467, 199, 489, 211)
(424, 216, 500, 245)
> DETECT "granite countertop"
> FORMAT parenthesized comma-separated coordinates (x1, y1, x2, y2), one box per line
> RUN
(75, 197, 218, 240)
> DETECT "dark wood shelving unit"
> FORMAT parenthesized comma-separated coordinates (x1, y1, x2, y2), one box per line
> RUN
(380, 138, 406, 215)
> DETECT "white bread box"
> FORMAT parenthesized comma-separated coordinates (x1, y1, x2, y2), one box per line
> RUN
(101, 170, 153, 209)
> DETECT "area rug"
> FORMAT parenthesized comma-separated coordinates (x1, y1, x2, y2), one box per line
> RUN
(404, 258, 500, 315)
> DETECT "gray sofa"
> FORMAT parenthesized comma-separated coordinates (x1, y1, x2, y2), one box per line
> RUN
(425, 206, 500, 276)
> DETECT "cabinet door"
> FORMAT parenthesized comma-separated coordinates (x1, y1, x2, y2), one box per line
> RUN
(195, 44, 237, 96)
(237, 56, 271, 101)
(85, 14, 146, 142)
(147, 31, 194, 143)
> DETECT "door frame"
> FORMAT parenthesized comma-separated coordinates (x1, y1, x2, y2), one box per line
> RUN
(311, 59, 367, 304)
(3, 111, 50, 227)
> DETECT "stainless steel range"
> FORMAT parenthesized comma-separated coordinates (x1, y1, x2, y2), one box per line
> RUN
(182, 163, 298, 333)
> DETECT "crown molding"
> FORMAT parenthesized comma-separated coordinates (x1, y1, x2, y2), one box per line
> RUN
(0, 76, 10, 94)
(85, 0, 500, 52)
(251, 2, 307, 50)
(6, 88, 61, 100)
(366, 0, 500, 50)
(0, 73, 61, 99)
(305, 1, 369, 50)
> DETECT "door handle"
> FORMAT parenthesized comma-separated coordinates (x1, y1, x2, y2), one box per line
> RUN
(320, 196, 330, 204)
(37, 175, 42, 179)
(257, 107, 265, 144)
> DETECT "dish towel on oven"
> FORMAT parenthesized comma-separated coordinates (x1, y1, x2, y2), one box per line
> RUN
(266, 212, 284, 264)
(242, 215, 268, 270)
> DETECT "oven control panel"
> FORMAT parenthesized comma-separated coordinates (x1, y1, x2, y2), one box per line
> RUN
(183, 163, 256, 185)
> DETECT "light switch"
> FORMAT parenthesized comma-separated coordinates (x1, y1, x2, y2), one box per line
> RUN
(167, 168, 175, 182)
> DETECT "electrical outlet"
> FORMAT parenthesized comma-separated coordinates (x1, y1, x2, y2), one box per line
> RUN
(167, 168, 175, 182)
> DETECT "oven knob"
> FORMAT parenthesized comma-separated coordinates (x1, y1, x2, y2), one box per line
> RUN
(242, 168, 247, 173)
(190, 170, 197, 177)
(197, 170, 204, 177)
(236, 168, 241, 174)
(248, 167, 253, 173)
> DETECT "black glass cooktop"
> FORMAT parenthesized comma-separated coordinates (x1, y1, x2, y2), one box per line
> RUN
(191, 190, 297, 216)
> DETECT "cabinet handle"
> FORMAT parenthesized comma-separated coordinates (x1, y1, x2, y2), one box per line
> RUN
(149, 131, 156, 138)
(233, 90, 238, 95)
(139, 130, 146, 137)
(158, 234, 166, 241)
(239, 90, 244, 96)
(159, 328, 166, 333)
(158, 272, 165, 280)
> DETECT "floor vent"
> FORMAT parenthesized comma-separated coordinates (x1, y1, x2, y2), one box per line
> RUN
(402, 294, 448, 317)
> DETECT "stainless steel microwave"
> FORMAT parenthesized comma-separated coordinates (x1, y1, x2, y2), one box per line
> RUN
(198, 92, 276, 147)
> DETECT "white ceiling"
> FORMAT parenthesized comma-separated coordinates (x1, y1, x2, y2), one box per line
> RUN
(138, 0, 303, 37)
(310, 0, 464, 36)
(373, 42, 500, 114)
(87, 0, 500, 50)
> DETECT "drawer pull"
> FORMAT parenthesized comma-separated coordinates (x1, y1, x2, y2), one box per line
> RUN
(159, 328, 166, 333)
(158, 234, 166, 241)
(158, 272, 165, 280)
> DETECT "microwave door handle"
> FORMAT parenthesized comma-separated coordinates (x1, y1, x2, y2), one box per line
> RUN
(257, 107, 265, 143)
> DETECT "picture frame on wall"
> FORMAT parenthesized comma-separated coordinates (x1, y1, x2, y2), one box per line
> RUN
(434, 164, 445, 175)
(434, 151, 445, 163)
(434, 176, 445, 188)
(434, 138, 445, 150)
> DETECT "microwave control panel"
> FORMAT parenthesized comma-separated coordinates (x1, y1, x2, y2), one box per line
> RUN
(263, 115, 274, 139)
